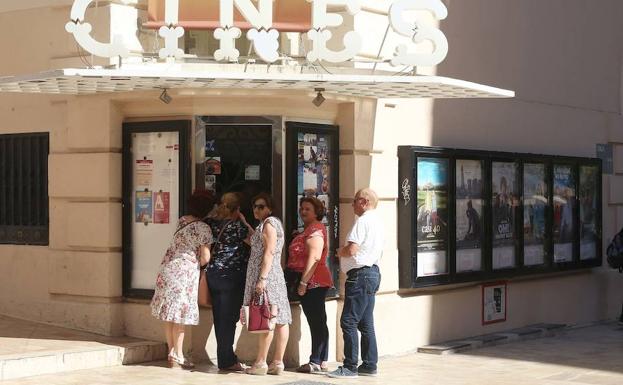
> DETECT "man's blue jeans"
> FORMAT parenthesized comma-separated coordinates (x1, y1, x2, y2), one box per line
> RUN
(340, 265, 381, 372)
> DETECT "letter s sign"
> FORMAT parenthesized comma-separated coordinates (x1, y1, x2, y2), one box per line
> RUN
(389, 0, 448, 67)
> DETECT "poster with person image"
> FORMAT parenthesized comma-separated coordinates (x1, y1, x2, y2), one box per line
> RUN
(492, 162, 518, 269)
(303, 133, 318, 162)
(579, 165, 598, 260)
(455, 160, 484, 272)
(523, 163, 548, 266)
(553, 164, 575, 262)
(416, 158, 449, 277)
(303, 163, 317, 192)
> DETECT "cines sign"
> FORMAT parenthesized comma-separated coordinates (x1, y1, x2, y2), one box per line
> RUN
(66, 0, 449, 66)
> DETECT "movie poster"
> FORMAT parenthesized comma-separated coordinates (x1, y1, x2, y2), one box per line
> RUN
(303, 163, 318, 192)
(455, 160, 483, 272)
(553, 165, 575, 262)
(153, 191, 170, 224)
(416, 158, 448, 277)
(523, 163, 547, 266)
(579, 165, 598, 260)
(135, 191, 153, 223)
(492, 162, 518, 269)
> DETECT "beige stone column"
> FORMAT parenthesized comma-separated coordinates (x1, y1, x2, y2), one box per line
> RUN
(48, 95, 124, 336)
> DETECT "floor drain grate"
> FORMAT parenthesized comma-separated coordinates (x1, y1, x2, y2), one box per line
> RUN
(279, 381, 334, 385)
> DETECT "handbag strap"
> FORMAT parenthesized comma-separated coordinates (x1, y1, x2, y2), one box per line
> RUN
(174, 218, 200, 237)
(211, 219, 233, 251)
(253, 289, 271, 306)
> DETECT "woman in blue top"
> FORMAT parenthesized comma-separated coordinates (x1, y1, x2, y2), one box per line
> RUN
(204, 192, 252, 371)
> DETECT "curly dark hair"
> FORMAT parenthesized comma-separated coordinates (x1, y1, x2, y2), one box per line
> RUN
(299, 196, 325, 221)
(188, 190, 215, 218)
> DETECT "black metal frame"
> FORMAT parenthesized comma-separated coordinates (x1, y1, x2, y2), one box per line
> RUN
(285, 121, 340, 298)
(0, 133, 49, 246)
(122, 121, 192, 299)
(398, 146, 602, 289)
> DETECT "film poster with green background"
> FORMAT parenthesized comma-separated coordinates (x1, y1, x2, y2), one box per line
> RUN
(416, 158, 448, 277)
(523, 163, 547, 266)
(553, 165, 575, 262)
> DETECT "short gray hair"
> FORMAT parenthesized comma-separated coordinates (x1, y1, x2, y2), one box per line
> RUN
(356, 188, 379, 209)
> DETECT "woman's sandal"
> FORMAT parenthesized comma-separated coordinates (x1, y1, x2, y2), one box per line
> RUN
(297, 362, 326, 374)
(168, 353, 194, 370)
(267, 361, 285, 375)
(245, 362, 268, 375)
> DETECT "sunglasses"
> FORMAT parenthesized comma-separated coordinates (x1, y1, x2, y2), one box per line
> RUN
(253, 204, 267, 210)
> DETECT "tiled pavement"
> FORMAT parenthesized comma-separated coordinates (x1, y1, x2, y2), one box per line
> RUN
(1, 319, 622, 384)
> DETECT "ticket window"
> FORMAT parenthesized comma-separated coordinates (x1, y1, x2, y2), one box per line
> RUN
(194, 116, 283, 225)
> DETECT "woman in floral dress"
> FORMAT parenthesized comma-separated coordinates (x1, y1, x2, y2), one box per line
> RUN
(150, 191, 214, 369)
(243, 193, 291, 376)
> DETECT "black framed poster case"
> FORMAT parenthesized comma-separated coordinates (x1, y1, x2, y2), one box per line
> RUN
(122, 120, 192, 299)
(398, 146, 602, 289)
(285, 121, 340, 299)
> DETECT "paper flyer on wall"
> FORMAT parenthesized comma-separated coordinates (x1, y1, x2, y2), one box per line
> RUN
(135, 159, 154, 188)
(153, 191, 170, 224)
(135, 191, 153, 223)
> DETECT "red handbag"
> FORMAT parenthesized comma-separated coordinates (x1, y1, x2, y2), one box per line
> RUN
(247, 290, 277, 333)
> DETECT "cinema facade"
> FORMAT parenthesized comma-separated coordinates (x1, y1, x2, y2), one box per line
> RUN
(0, 0, 622, 365)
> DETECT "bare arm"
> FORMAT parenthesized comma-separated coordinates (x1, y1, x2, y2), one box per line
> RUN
(238, 211, 254, 245)
(301, 236, 323, 284)
(255, 221, 277, 293)
(337, 241, 359, 258)
(199, 244, 211, 267)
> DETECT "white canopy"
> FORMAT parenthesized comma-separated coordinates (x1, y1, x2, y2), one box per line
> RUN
(0, 64, 514, 99)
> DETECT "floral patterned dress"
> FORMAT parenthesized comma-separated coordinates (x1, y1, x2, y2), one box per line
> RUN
(150, 216, 213, 325)
(243, 216, 292, 325)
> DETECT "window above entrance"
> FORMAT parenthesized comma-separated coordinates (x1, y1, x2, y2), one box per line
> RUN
(145, 0, 312, 32)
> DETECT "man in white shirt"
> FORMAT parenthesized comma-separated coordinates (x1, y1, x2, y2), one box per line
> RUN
(328, 188, 384, 378)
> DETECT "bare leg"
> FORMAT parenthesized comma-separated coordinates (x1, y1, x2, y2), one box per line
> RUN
(172, 323, 186, 358)
(255, 330, 273, 365)
(164, 322, 174, 356)
(271, 324, 289, 364)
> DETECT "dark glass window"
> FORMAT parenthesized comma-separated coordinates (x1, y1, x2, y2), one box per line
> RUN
(0, 133, 49, 245)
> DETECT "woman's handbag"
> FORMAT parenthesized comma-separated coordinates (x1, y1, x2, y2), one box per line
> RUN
(284, 268, 303, 302)
(244, 290, 278, 333)
(198, 271, 212, 307)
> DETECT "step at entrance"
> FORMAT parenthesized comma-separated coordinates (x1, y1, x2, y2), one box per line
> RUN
(0, 315, 167, 380)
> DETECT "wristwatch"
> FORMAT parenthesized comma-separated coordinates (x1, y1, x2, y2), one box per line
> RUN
(259, 276, 268, 281)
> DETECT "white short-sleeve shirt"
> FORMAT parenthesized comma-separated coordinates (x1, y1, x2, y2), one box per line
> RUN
(341, 209, 385, 273)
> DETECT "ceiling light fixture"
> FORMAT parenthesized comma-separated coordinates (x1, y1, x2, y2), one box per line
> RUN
(312, 88, 326, 107)
(159, 88, 172, 104)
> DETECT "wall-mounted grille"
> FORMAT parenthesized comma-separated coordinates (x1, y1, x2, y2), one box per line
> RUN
(0, 133, 49, 245)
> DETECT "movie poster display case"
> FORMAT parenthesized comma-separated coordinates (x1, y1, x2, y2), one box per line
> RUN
(397, 146, 602, 289)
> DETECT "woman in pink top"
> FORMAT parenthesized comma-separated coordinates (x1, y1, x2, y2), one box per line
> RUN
(287, 197, 333, 374)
